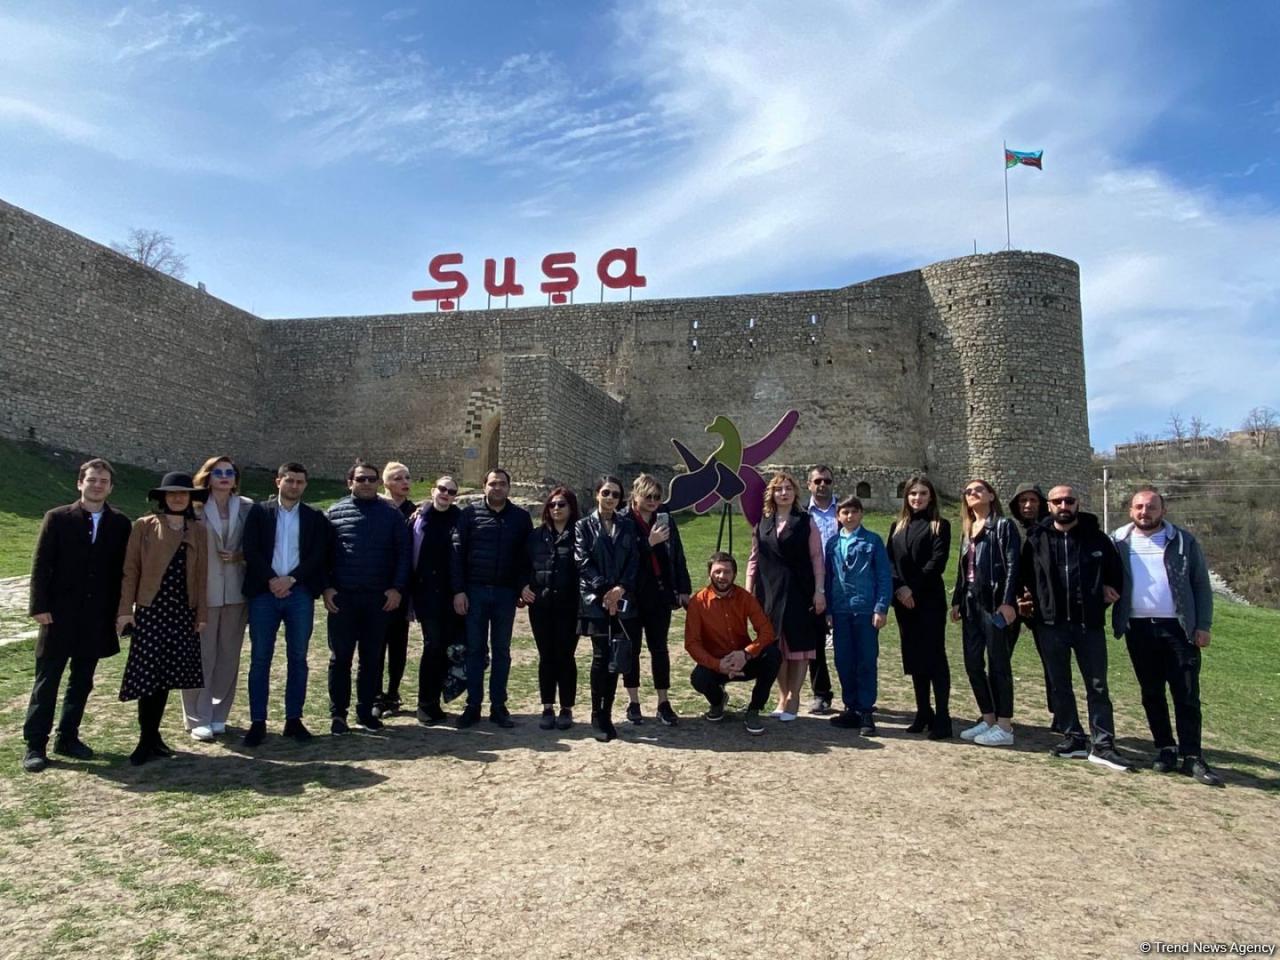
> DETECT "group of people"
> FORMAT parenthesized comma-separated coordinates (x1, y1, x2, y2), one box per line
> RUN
(21, 457, 1225, 787)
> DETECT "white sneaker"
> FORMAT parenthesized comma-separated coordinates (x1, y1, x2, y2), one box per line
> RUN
(210, 722, 227, 735)
(974, 725, 1014, 747)
(190, 725, 215, 742)
(769, 709, 786, 718)
(777, 712, 798, 722)
(959, 720, 991, 741)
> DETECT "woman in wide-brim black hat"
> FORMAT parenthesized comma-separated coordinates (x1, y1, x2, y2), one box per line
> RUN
(116, 472, 210, 765)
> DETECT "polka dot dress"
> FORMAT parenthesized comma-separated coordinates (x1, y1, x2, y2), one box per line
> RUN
(120, 544, 206, 701)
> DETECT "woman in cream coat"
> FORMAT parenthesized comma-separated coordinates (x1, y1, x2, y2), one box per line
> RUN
(185, 455, 253, 740)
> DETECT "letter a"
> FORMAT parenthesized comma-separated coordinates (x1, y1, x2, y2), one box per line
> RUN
(596, 247, 647, 290)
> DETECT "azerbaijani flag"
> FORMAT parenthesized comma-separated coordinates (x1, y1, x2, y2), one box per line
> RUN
(1005, 148, 1043, 170)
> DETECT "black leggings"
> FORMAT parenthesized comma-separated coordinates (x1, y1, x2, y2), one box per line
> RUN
(529, 603, 579, 708)
(137, 690, 169, 742)
(911, 669, 950, 720)
(623, 596, 672, 691)
(383, 614, 410, 699)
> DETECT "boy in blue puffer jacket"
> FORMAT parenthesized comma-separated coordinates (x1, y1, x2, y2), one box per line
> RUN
(824, 496, 893, 734)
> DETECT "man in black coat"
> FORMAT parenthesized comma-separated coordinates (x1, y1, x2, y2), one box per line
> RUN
(1020, 484, 1131, 772)
(23, 458, 132, 772)
(241, 462, 333, 746)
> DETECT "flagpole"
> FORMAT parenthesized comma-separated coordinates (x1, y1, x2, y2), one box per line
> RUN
(1003, 139, 1011, 250)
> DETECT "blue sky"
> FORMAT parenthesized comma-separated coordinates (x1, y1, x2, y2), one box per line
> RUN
(2, 0, 1278, 452)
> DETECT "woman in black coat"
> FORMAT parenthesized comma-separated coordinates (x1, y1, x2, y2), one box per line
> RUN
(575, 475, 639, 743)
(744, 470, 826, 721)
(409, 476, 463, 723)
(521, 486, 581, 731)
(887, 475, 952, 739)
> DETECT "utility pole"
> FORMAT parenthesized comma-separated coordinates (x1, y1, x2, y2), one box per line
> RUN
(1102, 464, 1110, 532)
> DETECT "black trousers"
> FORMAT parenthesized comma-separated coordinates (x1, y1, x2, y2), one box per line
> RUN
(623, 595, 672, 691)
(327, 591, 389, 720)
(1013, 619, 1054, 712)
(807, 627, 833, 700)
(382, 612, 410, 699)
(589, 634, 621, 715)
(417, 612, 461, 708)
(529, 602, 579, 708)
(1125, 618, 1203, 756)
(1040, 623, 1116, 748)
(691, 645, 782, 712)
(961, 598, 1015, 719)
(24, 653, 99, 748)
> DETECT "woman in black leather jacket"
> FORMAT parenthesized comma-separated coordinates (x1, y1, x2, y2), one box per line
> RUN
(575, 475, 639, 742)
(950, 478, 1021, 747)
(521, 486, 581, 731)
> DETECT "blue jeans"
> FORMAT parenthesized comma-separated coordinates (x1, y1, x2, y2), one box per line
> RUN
(831, 611, 880, 713)
(463, 585, 517, 709)
(247, 589, 315, 722)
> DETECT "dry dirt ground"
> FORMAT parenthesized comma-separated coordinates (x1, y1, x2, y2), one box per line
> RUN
(0, 607, 1277, 960)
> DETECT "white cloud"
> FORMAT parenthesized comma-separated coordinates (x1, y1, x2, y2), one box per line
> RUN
(108, 5, 249, 62)
(566, 0, 1280, 448)
(268, 45, 680, 174)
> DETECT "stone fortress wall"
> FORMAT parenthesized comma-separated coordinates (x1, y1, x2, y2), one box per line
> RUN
(0, 197, 1091, 505)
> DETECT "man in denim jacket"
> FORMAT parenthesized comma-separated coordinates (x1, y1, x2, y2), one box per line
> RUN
(824, 496, 892, 735)
(1112, 485, 1223, 787)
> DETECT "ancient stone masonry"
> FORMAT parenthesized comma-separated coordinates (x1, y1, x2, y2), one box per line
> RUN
(0, 197, 1090, 504)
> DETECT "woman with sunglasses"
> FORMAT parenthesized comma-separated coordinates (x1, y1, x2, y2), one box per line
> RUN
(409, 476, 463, 724)
(183, 456, 254, 742)
(617, 473, 691, 727)
(521, 487, 581, 730)
(576, 475, 639, 742)
(950, 478, 1022, 747)
(745, 470, 826, 721)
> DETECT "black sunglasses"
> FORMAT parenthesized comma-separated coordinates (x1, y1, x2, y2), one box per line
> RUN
(548, 500, 569, 509)
(352, 476, 379, 484)
(1049, 497, 1077, 506)
(963, 486, 987, 496)
(598, 490, 621, 499)
(811, 478, 832, 485)
(436, 485, 458, 495)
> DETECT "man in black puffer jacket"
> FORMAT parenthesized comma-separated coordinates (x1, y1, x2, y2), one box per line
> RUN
(450, 468, 532, 729)
(323, 460, 411, 734)
(1020, 484, 1130, 772)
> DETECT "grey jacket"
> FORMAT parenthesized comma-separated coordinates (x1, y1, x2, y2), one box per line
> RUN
(1111, 520, 1213, 640)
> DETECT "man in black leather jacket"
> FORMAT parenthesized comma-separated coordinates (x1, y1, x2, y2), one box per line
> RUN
(1020, 484, 1130, 771)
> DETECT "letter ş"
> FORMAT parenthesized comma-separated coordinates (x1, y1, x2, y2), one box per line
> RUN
(411, 248, 645, 309)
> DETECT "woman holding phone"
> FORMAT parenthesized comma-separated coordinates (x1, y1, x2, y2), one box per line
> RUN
(950, 478, 1021, 747)
(618, 473, 691, 727)
(576, 475, 639, 742)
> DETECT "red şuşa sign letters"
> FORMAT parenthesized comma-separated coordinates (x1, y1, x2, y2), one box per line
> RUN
(412, 248, 645, 309)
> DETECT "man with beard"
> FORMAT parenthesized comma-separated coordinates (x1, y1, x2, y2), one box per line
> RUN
(1020, 484, 1131, 771)
(685, 552, 780, 735)
(1112, 486, 1224, 787)
(1011, 483, 1056, 727)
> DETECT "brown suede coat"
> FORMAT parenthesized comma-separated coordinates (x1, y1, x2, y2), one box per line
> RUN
(117, 515, 209, 626)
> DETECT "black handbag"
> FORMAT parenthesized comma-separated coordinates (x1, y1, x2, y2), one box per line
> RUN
(606, 619, 633, 674)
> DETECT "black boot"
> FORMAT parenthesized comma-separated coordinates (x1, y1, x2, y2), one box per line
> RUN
(927, 713, 954, 740)
(129, 738, 152, 766)
(906, 708, 935, 734)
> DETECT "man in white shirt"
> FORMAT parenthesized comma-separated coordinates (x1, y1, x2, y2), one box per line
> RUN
(805, 464, 838, 713)
(1112, 486, 1223, 787)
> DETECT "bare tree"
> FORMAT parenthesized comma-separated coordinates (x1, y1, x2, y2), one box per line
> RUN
(110, 228, 188, 280)
(1119, 431, 1154, 472)
(1167, 411, 1186, 444)
(1188, 415, 1208, 443)
(1241, 406, 1279, 450)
